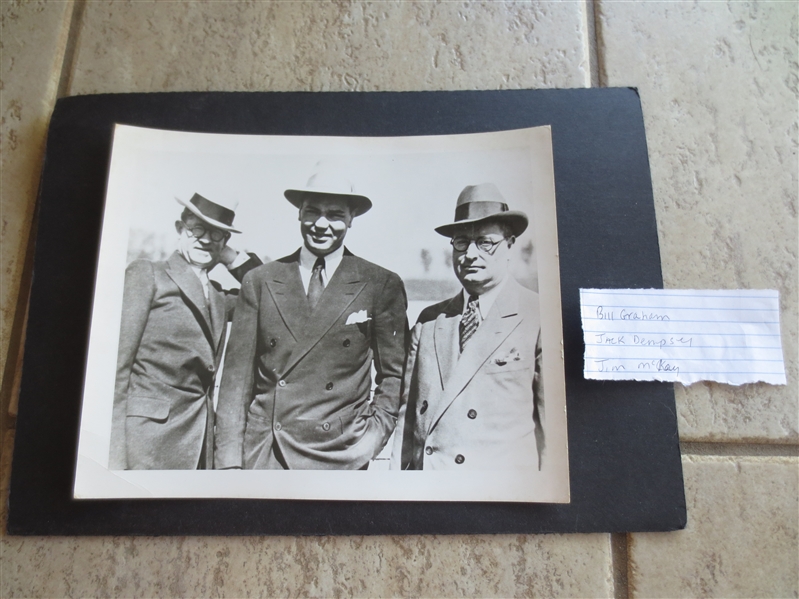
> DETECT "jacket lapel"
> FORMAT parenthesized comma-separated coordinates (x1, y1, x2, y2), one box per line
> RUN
(433, 294, 463, 390)
(427, 282, 523, 436)
(264, 250, 310, 342)
(165, 252, 216, 347)
(282, 252, 367, 375)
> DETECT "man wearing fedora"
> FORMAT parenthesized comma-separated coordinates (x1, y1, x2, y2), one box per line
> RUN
(109, 193, 261, 470)
(391, 183, 544, 471)
(214, 169, 408, 470)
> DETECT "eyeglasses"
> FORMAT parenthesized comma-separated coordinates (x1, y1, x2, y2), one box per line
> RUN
(182, 222, 230, 243)
(451, 236, 505, 254)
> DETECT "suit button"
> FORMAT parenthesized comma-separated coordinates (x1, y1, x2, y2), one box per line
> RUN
(270, 338, 277, 347)
(325, 382, 334, 390)
(455, 454, 465, 464)
(467, 409, 477, 419)
(322, 422, 331, 431)
(425, 446, 433, 455)
(274, 422, 282, 431)
(419, 400, 428, 414)
(278, 380, 286, 387)
(343, 339, 351, 347)
(207, 364, 215, 372)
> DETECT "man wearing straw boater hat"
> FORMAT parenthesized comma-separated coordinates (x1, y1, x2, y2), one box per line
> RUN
(391, 183, 544, 471)
(214, 165, 408, 470)
(109, 193, 261, 470)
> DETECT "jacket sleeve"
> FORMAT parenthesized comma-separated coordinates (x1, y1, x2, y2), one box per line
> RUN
(361, 271, 409, 460)
(213, 269, 261, 469)
(109, 260, 156, 470)
(227, 252, 262, 283)
(390, 320, 421, 470)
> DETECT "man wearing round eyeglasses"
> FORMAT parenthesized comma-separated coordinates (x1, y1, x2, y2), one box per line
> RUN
(110, 193, 261, 470)
(392, 183, 544, 471)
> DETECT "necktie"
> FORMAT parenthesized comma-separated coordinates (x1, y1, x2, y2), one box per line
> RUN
(459, 294, 480, 352)
(307, 256, 325, 308)
(198, 270, 210, 301)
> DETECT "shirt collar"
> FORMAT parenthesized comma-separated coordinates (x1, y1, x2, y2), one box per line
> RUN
(189, 264, 210, 299)
(462, 278, 506, 320)
(189, 263, 209, 280)
(299, 244, 345, 274)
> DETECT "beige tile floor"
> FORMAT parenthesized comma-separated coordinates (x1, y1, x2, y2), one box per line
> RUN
(0, 1, 796, 597)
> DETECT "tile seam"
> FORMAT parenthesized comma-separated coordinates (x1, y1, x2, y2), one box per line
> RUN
(681, 441, 799, 457)
(610, 532, 629, 599)
(590, 0, 606, 87)
(0, 0, 81, 431)
(56, 0, 87, 99)
(582, 0, 600, 87)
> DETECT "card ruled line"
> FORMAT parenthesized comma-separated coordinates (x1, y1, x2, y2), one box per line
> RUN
(580, 290, 777, 299)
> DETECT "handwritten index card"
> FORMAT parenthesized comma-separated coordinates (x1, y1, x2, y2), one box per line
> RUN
(580, 289, 786, 386)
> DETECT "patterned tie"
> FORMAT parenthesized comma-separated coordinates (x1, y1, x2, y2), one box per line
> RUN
(307, 256, 325, 308)
(459, 294, 481, 353)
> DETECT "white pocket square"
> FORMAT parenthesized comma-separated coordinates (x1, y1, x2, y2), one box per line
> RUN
(494, 348, 522, 366)
(345, 310, 370, 325)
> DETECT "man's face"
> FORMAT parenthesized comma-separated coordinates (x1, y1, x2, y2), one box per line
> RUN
(451, 221, 514, 294)
(175, 214, 228, 269)
(299, 195, 353, 256)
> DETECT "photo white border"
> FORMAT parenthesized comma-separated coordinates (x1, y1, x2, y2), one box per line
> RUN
(74, 125, 569, 502)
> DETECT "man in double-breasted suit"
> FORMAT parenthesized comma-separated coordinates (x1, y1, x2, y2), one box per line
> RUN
(109, 193, 261, 470)
(392, 183, 544, 470)
(214, 169, 408, 470)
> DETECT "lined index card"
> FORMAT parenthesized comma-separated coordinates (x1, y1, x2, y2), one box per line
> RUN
(580, 289, 786, 386)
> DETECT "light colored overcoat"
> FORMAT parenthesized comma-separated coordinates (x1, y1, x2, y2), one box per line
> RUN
(392, 279, 544, 470)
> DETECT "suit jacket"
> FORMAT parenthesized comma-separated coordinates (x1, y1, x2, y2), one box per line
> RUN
(391, 278, 544, 470)
(109, 251, 260, 470)
(214, 248, 408, 470)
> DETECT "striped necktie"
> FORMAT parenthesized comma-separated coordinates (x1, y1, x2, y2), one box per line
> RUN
(459, 294, 480, 353)
(307, 256, 325, 308)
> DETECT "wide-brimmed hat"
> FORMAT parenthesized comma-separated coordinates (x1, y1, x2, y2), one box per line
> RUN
(434, 183, 528, 238)
(176, 193, 241, 233)
(284, 165, 372, 217)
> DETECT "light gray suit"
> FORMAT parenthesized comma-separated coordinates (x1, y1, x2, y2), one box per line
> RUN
(392, 278, 544, 470)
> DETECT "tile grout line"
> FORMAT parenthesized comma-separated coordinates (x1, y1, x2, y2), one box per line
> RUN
(56, 0, 87, 99)
(582, 0, 600, 87)
(681, 441, 799, 457)
(0, 0, 84, 435)
(593, 0, 608, 87)
(611, 533, 629, 599)
(594, 1, 618, 596)
(1, 0, 86, 436)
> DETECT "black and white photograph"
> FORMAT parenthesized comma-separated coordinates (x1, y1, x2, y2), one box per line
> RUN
(74, 124, 568, 502)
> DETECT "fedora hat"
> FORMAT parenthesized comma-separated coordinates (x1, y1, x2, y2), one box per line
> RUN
(176, 193, 241, 233)
(284, 164, 372, 217)
(435, 183, 528, 238)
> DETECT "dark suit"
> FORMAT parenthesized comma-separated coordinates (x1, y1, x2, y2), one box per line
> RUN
(392, 279, 544, 470)
(214, 248, 408, 470)
(109, 251, 259, 470)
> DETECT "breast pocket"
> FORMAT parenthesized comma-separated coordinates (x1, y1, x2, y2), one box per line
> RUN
(483, 350, 532, 375)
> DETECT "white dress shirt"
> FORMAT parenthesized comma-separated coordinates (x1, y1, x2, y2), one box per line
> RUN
(455, 278, 507, 358)
(461, 278, 506, 320)
(298, 244, 345, 294)
(190, 265, 211, 301)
